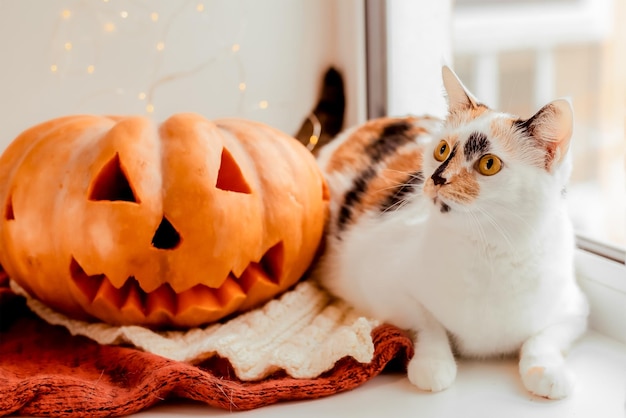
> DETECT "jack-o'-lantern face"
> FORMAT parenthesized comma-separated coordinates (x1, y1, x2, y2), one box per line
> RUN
(0, 114, 328, 328)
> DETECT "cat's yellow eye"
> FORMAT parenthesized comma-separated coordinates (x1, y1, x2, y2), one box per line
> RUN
(476, 154, 502, 176)
(434, 140, 450, 162)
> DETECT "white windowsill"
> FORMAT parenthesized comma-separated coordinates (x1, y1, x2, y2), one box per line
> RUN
(136, 331, 626, 418)
(576, 248, 626, 345)
(133, 250, 626, 417)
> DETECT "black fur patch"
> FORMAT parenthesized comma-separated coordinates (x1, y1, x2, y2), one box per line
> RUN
(379, 171, 424, 213)
(337, 121, 416, 232)
(337, 166, 376, 231)
(365, 121, 414, 162)
(464, 132, 490, 161)
(440, 202, 451, 213)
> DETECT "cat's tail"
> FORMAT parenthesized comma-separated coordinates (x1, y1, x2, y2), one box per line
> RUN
(294, 67, 345, 155)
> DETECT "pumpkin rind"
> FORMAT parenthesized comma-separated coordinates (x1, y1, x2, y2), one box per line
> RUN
(0, 114, 328, 328)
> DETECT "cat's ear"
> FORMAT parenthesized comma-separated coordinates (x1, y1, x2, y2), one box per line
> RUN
(442, 66, 480, 113)
(517, 99, 573, 170)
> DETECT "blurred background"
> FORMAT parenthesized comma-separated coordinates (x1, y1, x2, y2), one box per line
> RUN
(0, 0, 623, 254)
(450, 0, 625, 252)
(0, 0, 366, 142)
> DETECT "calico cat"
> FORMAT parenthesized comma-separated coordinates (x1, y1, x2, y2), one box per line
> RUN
(314, 66, 589, 399)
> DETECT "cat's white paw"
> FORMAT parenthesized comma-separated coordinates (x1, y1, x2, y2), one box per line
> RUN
(520, 364, 575, 399)
(407, 356, 457, 392)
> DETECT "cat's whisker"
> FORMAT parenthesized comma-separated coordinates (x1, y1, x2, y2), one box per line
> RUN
(377, 188, 423, 216)
(464, 211, 482, 247)
(380, 168, 424, 181)
(395, 199, 413, 213)
(374, 169, 425, 216)
(375, 170, 424, 194)
(381, 167, 412, 176)
(375, 182, 414, 193)
(467, 210, 498, 281)
(485, 201, 539, 237)
(466, 211, 491, 257)
(378, 198, 407, 215)
(474, 206, 517, 253)
(444, 191, 473, 203)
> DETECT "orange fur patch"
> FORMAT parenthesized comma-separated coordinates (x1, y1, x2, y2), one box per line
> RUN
(327, 116, 437, 229)
(447, 104, 489, 127)
(325, 117, 429, 174)
(489, 117, 518, 154)
(443, 169, 480, 204)
(359, 147, 423, 213)
(326, 117, 403, 174)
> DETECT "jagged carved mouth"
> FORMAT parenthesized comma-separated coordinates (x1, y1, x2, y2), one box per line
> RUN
(69, 241, 284, 321)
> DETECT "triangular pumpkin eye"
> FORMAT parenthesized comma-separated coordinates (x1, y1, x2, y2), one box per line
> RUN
(216, 148, 251, 194)
(89, 153, 139, 203)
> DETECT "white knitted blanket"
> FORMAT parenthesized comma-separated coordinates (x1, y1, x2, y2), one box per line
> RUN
(10, 280, 378, 381)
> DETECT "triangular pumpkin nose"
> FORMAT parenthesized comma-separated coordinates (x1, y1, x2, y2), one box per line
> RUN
(151, 216, 181, 250)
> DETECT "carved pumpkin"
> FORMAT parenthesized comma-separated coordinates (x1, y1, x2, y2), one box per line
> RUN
(0, 113, 328, 328)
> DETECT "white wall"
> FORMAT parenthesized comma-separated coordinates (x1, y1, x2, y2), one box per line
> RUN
(0, 0, 365, 150)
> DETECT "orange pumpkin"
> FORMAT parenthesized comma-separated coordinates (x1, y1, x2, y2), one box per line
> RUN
(0, 113, 328, 328)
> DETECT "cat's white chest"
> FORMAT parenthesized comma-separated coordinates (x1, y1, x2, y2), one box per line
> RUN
(406, 225, 558, 356)
(323, 201, 581, 359)
(341, 212, 555, 356)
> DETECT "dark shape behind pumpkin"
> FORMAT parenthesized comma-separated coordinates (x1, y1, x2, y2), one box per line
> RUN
(294, 67, 346, 155)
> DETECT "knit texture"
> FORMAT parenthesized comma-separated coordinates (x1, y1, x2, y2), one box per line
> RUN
(10, 280, 378, 380)
(0, 275, 415, 416)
